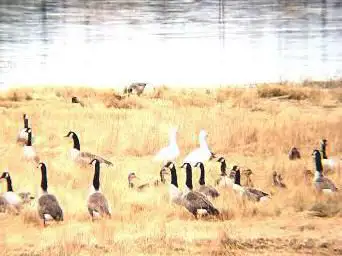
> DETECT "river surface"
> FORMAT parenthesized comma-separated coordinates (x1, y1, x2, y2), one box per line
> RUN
(0, 0, 342, 89)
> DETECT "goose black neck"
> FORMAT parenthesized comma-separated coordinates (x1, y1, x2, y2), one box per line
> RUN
(24, 118, 28, 129)
(313, 151, 323, 173)
(234, 169, 241, 186)
(93, 161, 100, 191)
(320, 141, 327, 159)
(170, 166, 178, 188)
(220, 161, 227, 176)
(5, 176, 13, 192)
(72, 133, 80, 150)
(198, 164, 205, 185)
(40, 165, 48, 192)
(27, 131, 32, 146)
(185, 165, 193, 190)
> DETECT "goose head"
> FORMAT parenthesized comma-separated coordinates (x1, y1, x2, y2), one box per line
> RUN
(194, 162, 204, 169)
(64, 131, 75, 138)
(0, 172, 10, 180)
(217, 157, 226, 163)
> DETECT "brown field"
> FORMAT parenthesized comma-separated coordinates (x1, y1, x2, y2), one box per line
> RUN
(0, 81, 342, 255)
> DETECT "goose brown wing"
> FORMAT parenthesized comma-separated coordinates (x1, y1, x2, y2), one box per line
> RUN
(80, 152, 113, 166)
(198, 185, 220, 198)
(88, 193, 111, 216)
(183, 191, 219, 215)
(320, 177, 338, 191)
(38, 194, 63, 221)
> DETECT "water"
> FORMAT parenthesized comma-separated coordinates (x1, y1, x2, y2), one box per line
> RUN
(0, 0, 342, 89)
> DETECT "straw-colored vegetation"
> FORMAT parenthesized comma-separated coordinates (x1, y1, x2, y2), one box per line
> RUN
(0, 81, 342, 255)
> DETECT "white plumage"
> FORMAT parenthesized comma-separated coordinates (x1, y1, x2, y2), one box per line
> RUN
(153, 127, 180, 164)
(2, 191, 22, 206)
(183, 130, 212, 165)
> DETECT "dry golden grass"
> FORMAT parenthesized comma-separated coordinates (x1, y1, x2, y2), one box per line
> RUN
(0, 82, 342, 255)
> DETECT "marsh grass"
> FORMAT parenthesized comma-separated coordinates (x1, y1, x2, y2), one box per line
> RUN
(0, 81, 342, 255)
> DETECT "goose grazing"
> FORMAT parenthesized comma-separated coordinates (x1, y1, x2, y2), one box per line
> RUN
(23, 128, 39, 163)
(153, 127, 180, 164)
(0, 171, 23, 213)
(272, 171, 287, 188)
(37, 163, 64, 226)
(128, 172, 149, 191)
(288, 147, 301, 160)
(17, 114, 29, 145)
(320, 139, 341, 173)
(88, 159, 111, 220)
(215, 157, 234, 187)
(180, 163, 220, 217)
(194, 162, 220, 198)
(312, 149, 338, 193)
(183, 129, 215, 166)
(65, 131, 113, 166)
(230, 166, 270, 202)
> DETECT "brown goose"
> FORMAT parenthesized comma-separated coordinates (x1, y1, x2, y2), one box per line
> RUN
(37, 163, 64, 227)
(194, 162, 220, 198)
(272, 171, 287, 188)
(180, 163, 220, 218)
(128, 170, 168, 191)
(87, 159, 111, 220)
(65, 131, 113, 166)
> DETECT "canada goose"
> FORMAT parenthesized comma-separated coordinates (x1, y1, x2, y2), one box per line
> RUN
(320, 139, 341, 173)
(180, 163, 220, 217)
(124, 82, 147, 96)
(65, 131, 113, 166)
(272, 171, 287, 188)
(215, 157, 234, 187)
(184, 130, 215, 165)
(230, 166, 270, 202)
(312, 149, 338, 193)
(23, 128, 39, 163)
(87, 159, 111, 221)
(288, 147, 301, 160)
(37, 162, 64, 226)
(162, 162, 183, 205)
(153, 127, 180, 164)
(194, 162, 220, 198)
(0, 171, 23, 213)
(17, 114, 29, 144)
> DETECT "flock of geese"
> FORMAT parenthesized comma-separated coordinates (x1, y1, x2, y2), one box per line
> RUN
(0, 114, 340, 226)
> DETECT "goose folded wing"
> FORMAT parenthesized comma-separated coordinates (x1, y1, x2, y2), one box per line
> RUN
(88, 193, 111, 216)
(80, 152, 113, 165)
(39, 195, 63, 220)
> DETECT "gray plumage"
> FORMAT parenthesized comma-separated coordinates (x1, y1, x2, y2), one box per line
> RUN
(124, 82, 147, 96)
(65, 131, 113, 166)
(88, 159, 111, 220)
(181, 163, 220, 218)
(37, 163, 63, 226)
(313, 149, 338, 192)
(194, 162, 220, 198)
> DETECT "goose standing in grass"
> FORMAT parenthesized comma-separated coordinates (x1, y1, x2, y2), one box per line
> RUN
(88, 159, 111, 221)
(180, 163, 220, 217)
(194, 162, 220, 198)
(183, 129, 215, 166)
(242, 168, 254, 187)
(23, 128, 39, 163)
(215, 157, 234, 187)
(65, 131, 113, 166)
(162, 162, 183, 205)
(153, 127, 180, 164)
(320, 139, 341, 173)
(230, 166, 270, 202)
(0, 171, 23, 213)
(312, 149, 338, 193)
(17, 114, 29, 145)
(37, 162, 64, 226)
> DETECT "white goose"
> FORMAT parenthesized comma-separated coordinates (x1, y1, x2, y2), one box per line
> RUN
(183, 129, 215, 166)
(153, 127, 180, 164)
